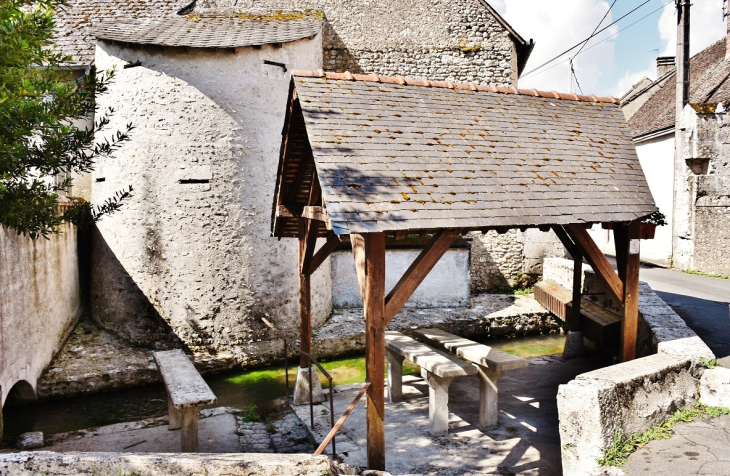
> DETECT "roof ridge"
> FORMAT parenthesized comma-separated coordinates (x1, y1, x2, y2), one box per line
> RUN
(291, 70, 619, 104)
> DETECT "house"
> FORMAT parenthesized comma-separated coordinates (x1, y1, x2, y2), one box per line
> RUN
(65, 0, 553, 366)
(589, 33, 730, 273)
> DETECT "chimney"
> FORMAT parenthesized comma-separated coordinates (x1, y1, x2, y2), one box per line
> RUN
(657, 56, 676, 77)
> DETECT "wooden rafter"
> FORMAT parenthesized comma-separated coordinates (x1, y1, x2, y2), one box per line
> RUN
(564, 224, 624, 305)
(383, 229, 461, 325)
(552, 225, 576, 258)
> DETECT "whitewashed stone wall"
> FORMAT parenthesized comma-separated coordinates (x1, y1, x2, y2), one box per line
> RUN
(222, 0, 520, 86)
(92, 37, 327, 364)
(0, 220, 81, 435)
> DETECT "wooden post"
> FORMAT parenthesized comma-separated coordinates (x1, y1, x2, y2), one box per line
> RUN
(298, 220, 317, 368)
(621, 221, 641, 361)
(570, 249, 582, 331)
(356, 233, 386, 471)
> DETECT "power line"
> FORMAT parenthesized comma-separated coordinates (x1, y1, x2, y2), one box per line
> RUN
(521, 0, 654, 79)
(573, 0, 618, 60)
(521, 0, 674, 82)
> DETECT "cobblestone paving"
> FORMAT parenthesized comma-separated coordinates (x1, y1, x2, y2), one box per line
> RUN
(624, 414, 730, 475)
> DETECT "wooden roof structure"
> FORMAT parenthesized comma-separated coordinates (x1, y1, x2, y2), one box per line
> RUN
(271, 71, 656, 472)
(272, 71, 656, 238)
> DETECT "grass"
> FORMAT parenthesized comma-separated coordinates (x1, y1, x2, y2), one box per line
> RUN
(599, 404, 730, 468)
(683, 269, 730, 280)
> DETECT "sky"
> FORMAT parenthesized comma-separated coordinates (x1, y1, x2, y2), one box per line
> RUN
(489, 0, 728, 97)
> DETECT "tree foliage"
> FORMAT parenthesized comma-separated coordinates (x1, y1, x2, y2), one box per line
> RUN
(0, 0, 132, 238)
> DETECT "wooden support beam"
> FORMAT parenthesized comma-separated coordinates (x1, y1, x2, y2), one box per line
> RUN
(361, 233, 386, 471)
(564, 224, 624, 305)
(351, 234, 367, 305)
(620, 221, 641, 362)
(308, 232, 342, 275)
(300, 219, 320, 276)
(302, 206, 332, 230)
(277, 204, 301, 218)
(552, 225, 576, 258)
(384, 229, 461, 325)
(298, 220, 314, 369)
(570, 249, 583, 331)
(613, 224, 629, 283)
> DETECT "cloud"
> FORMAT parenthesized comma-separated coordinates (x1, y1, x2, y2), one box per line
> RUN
(611, 63, 655, 98)
(658, 0, 726, 56)
(492, 0, 618, 94)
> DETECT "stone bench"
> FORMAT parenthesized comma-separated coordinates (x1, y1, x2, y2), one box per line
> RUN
(153, 349, 217, 452)
(384, 331, 476, 435)
(411, 328, 528, 428)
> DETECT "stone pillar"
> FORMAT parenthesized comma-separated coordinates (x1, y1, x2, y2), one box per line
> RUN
(180, 407, 199, 453)
(422, 369, 453, 436)
(477, 366, 503, 428)
(292, 365, 325, 405)
(167, 395, 181, 430)
(385, 348, 404, 403)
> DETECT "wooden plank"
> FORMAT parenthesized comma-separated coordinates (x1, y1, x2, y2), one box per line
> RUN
(621, 221, 641, 362)
(552, 225, 576, 258)
(570, 249, 583, 331)
(564, 224, 624, 305)
(363, 233, 386, 471)
(309, 232, 342, 275)
(383, 229, 461, 325)
(276, 204, 301, 218)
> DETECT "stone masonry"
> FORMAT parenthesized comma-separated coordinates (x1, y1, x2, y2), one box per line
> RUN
(207, 0, 526, 86)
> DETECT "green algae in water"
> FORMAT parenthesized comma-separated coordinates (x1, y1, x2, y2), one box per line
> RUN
(486, 333, 566, 359)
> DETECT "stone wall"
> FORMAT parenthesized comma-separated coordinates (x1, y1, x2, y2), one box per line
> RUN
(470, 229, 564, 292)
(0, 219, 82, 434)
(0, 452, 330, 476)
(92, 37, 328, 364)
(548, 258, 715, 476)
(673, 106, 730, 273)
(227, 0, 520, 86)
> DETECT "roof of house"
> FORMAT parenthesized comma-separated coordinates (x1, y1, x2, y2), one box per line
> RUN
(628, 38, 730, 138)
(272, 71, 656, 237)
(93, 11, 323, 49)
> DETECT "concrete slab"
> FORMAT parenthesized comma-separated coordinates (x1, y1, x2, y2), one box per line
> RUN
(42, 407, 240, 453)
(293, 353, 610, 475)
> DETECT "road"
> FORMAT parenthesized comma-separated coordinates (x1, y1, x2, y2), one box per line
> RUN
(638, 265, 730, 365)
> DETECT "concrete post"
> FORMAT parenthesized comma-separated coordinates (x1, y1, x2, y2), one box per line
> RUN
(168, 395, 181, 430)
(422, 369, 454, 436)
(385, 348, 405, 403)
(293, 365, 325, 405)
(180, 407, 199, 452)
(476, 366, 503, 428)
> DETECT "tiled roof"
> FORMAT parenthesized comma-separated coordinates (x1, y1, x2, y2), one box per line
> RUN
(54, 0, 185, 65)
(628, 38, 730, 138)
(272, 72, 656, 237)
(93, 12, 323, 49)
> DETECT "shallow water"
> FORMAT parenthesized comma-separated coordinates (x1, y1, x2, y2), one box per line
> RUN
(1, 333, 563, 446)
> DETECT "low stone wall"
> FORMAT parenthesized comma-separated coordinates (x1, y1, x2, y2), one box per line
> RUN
(0, 452, 330, 475)
(547, 258, 714, 476)
(0, 220, 81, 414)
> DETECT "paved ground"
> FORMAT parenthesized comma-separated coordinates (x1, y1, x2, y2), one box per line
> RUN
(624, 415, 730, 475)
(637, 265, 730, 365)
(295, 353, 610, 476)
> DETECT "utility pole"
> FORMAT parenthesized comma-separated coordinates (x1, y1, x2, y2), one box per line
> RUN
(672, 0, 691, 269)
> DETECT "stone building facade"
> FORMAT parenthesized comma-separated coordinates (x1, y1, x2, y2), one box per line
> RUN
(46, 0, 566, 364)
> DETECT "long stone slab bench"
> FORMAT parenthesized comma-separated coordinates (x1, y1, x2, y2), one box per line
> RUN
(153, 349, 217, 452)
(411, 328, 528, 428)
(384, 331, 476, 435)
